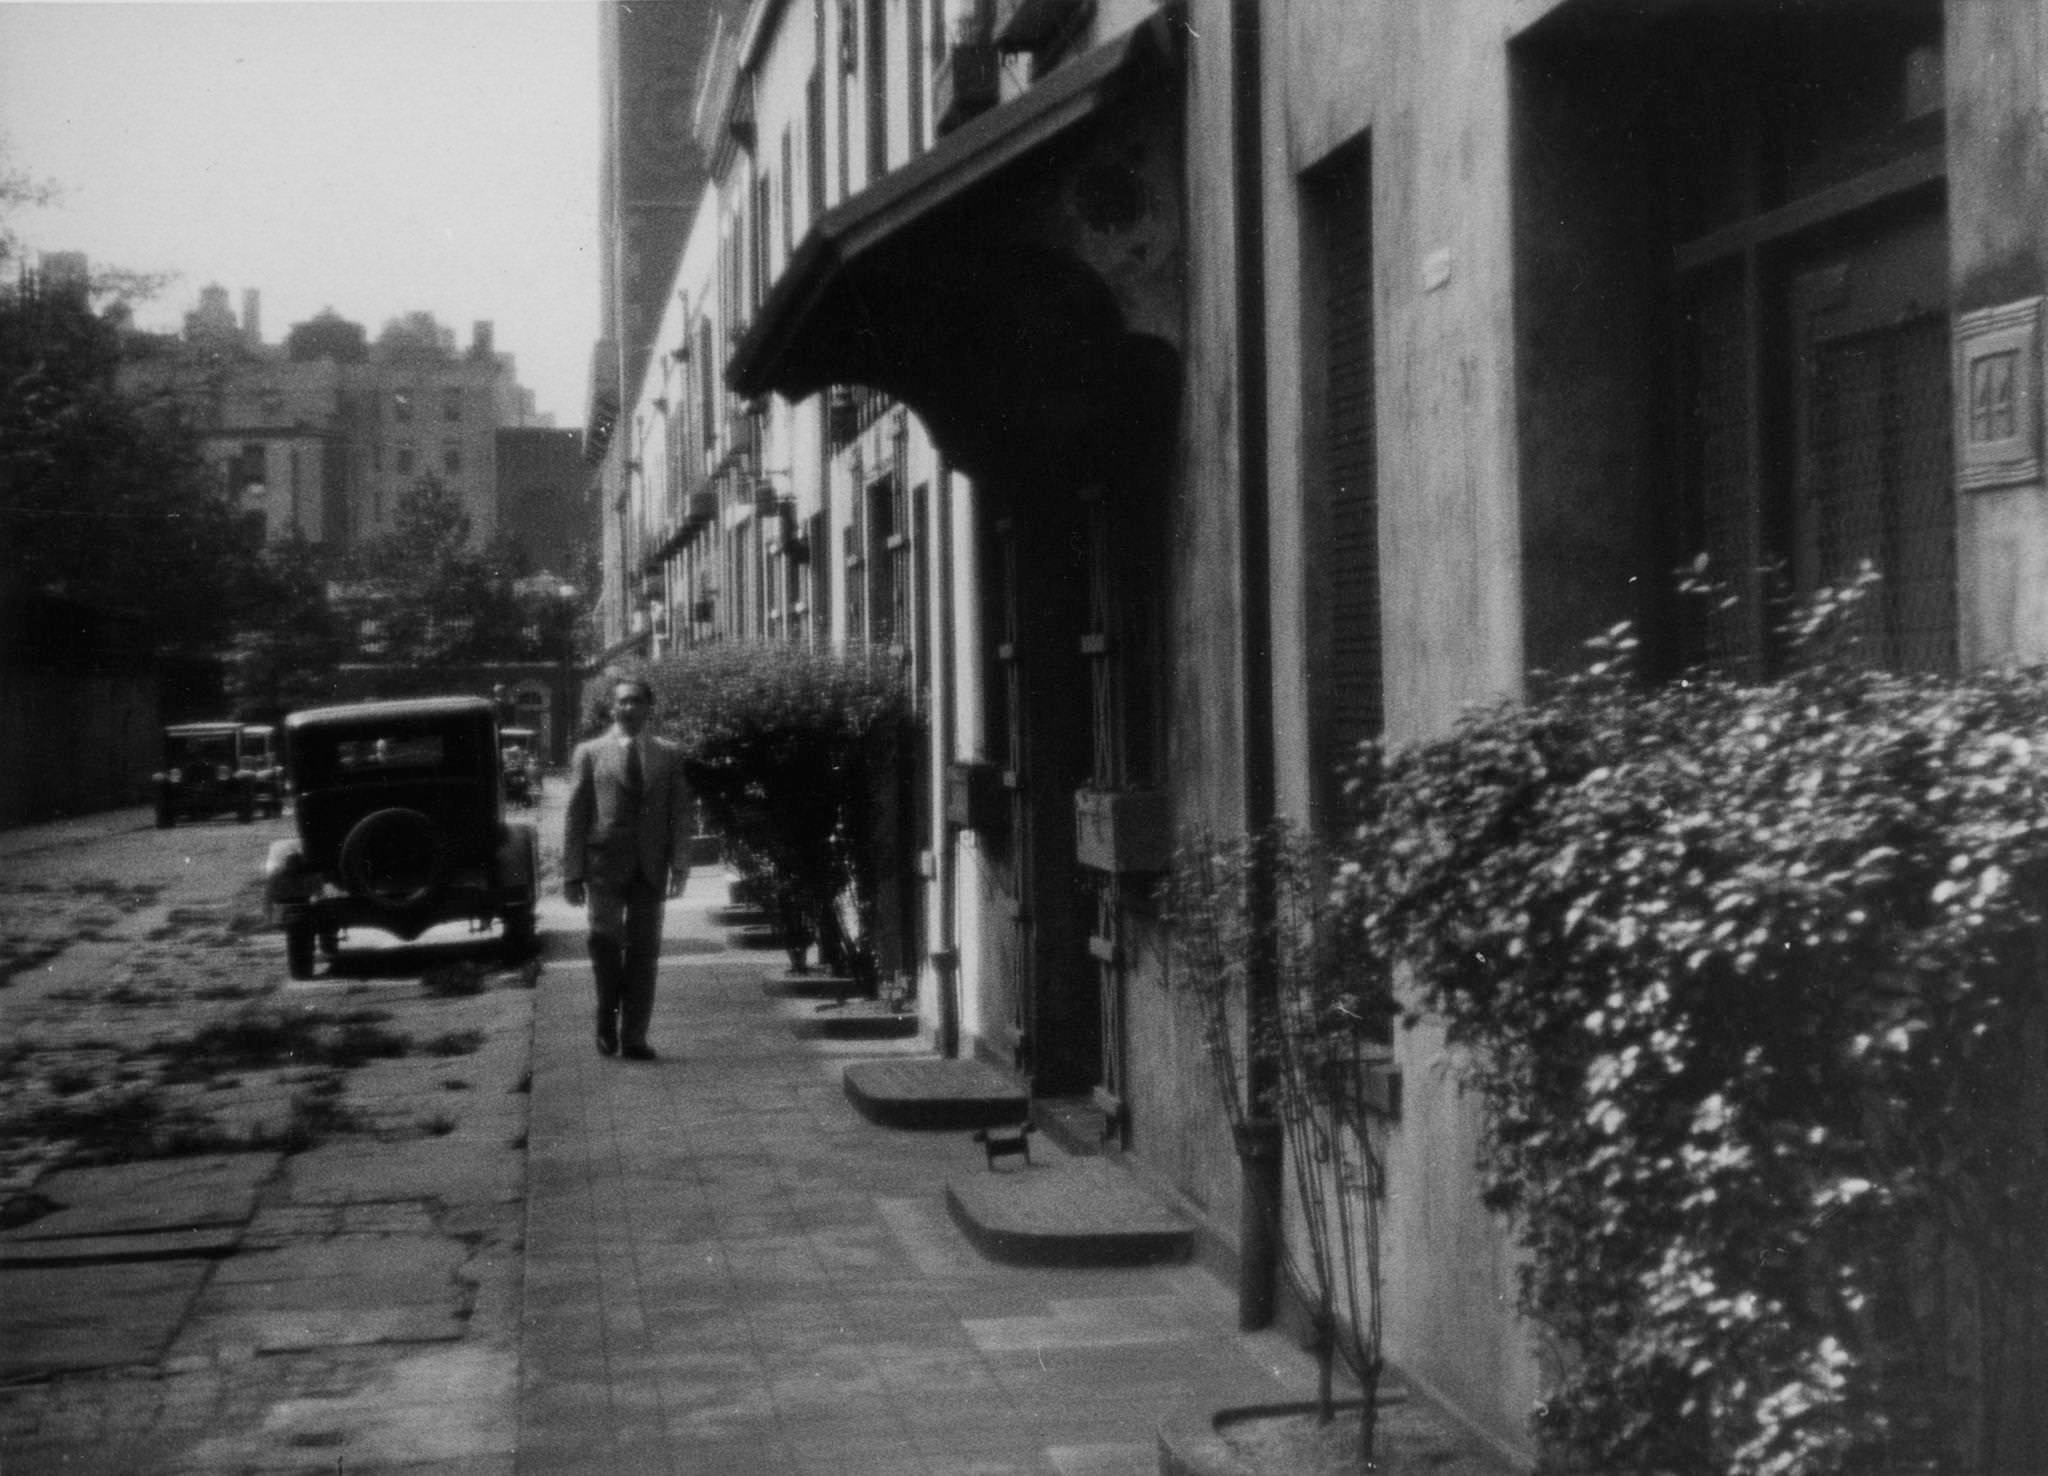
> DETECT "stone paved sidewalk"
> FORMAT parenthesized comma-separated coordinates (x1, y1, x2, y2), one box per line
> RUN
(516, 877, 1324, 1475)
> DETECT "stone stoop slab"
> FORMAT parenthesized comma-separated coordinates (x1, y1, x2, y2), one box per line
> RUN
(842, 1057, 1028, 1130)
(791, 998, 919, 1041)
(946, 1156, 1196, 1268)
(762, 968, 865, 1000)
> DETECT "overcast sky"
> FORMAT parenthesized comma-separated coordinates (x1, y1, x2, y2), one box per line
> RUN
(0, 0, 600, 426)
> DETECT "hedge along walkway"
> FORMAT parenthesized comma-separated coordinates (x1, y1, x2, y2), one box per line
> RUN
(517, 874, 1326, 1476)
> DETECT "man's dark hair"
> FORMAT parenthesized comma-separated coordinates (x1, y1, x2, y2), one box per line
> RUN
(610, 674, 654, 705)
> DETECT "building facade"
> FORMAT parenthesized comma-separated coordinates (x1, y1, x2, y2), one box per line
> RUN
(591, 0, 2048, 1464)
(121, 290, 542, 552)
(496, 426, 593, 580)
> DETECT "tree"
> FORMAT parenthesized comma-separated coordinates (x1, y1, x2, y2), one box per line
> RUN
(375, 310, 456, 362)
(340, 476, 537, 669)
(0, 202, 253, 712)
(226, 532, 346, 721)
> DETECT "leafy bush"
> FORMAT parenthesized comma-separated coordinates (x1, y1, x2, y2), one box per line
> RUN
(637, 641, 911, 985)
(1335, 615, 2048, 1474)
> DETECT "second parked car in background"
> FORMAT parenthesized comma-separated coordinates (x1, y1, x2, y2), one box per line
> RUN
(155, 722, 258, 827)
(241, 724, 286, 817)
(499, 726, 542, 806)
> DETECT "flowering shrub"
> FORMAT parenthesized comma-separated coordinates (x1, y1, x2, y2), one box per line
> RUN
(635, 642, 910, 985)
(1336, 627, 2048, 1474)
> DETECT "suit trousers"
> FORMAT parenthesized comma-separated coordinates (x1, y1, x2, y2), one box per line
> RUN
(586, 875, 664, 1050)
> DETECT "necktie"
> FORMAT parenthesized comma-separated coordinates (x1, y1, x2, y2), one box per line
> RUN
(624, 740, 644, 797)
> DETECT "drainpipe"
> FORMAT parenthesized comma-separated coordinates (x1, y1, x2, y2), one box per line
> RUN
(935, 460, 962, 1059)
(1229, 0, 1283, 1334)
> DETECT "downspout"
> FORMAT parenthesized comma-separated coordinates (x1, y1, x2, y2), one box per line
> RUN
(935, 460, 963, 1059)
(1230, 0, 1283, 1334)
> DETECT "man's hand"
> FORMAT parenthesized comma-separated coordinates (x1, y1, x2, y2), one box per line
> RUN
(564, 879, 586, 907)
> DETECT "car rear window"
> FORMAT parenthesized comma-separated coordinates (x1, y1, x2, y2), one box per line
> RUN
(168, 733, 237, 765)
(294, 723, 485, 788)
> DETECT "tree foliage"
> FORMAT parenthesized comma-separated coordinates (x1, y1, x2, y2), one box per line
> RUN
(0, 257, 252, 685)
(338, 476, 534, 668)
(225, 532, 346, 721)
(1335, 598, 2048, 1475)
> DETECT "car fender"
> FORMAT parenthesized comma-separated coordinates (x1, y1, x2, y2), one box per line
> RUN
(264, 837, 312, 904)
(496, 820, 538, 900)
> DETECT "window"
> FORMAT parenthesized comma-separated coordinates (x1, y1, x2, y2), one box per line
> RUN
(393, 390, 413, 423)
(235, 442, 267, 498)
(868, 473, 898, 647)
(1655, 9, 1952, 675)
(442, 387, 462, 421)
(754, 174, 772, 311)
(781, 127, 796, 256)
(1300, 138, 1380, 831)
(396, 446, 415, 476)
(865, 0, 888, 181)
(808, 65, 827, 218)
(443, 442, 462, 475)
(906, 0, 925, 150)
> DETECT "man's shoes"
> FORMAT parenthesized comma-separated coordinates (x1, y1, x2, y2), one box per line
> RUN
(620, 1042, 657, 1061)
(596, 1034, 618, 1057)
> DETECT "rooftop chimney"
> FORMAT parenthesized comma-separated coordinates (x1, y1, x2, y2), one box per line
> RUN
(242, 289, 261, 345)
(473, 320, 494, 356)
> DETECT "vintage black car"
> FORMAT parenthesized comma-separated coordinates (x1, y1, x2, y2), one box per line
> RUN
(155, 722, 258, 827)
(264, 697, 538, 979)
(241, 724, 286, 817)
(499, 726, 542, 806)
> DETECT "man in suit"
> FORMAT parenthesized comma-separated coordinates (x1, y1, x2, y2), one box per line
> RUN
(562, 674, 692, 1060)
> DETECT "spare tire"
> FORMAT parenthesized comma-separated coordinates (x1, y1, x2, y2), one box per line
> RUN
(338, 806, 447, 908)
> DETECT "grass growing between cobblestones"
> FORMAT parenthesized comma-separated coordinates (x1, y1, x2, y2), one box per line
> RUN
(0, 991, 502, 1186)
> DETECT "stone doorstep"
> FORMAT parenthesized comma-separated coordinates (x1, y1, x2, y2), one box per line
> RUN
(763, 969, 867, 1001)
(946, 1156, 1196, 1269)
(841, 1057, 1029, 1131)
(790, 999, 918, 1041)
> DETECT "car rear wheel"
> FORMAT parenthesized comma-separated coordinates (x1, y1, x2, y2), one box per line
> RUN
(338, 807, 448, 908)
(285, 920, 316, 980)
(155, 801, 174, 829)
(502, 905, 536, 959)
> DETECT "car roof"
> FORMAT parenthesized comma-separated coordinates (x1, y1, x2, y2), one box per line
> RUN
(285, 696, 495, 731)
(166, 722, 243, 736)
(241, 724, 276, 736)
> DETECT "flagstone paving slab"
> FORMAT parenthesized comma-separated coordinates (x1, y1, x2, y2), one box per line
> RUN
(0, 1260, 210, 1378)
(0, 1152, 280, 1242)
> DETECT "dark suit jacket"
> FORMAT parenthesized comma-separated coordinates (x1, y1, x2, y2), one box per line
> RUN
(562, 732, 692, 889)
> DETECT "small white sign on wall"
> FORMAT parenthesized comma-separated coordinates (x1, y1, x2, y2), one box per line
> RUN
(1955, 296, 2042, 492)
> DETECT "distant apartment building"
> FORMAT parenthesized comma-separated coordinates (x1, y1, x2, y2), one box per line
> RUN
(495, 426, 592, 580)
(119, 285, 544, 552)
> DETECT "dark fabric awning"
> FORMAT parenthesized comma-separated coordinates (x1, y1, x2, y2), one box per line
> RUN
(725, 14, 1183, 485)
